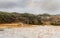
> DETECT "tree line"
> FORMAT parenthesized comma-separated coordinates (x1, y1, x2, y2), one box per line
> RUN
(0, 11, 60, 25)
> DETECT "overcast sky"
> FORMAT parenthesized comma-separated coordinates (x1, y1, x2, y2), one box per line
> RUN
(0, 0, 60, 14)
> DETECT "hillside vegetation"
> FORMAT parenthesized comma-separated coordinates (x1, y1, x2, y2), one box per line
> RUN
(0, 11, 60, 25)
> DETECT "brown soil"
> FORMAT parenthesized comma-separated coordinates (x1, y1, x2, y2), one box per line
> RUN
(0, 23, 39, 28)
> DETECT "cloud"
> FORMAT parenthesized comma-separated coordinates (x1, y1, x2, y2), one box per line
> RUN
(0, 2, 17, 9)
(0, 0, 60, 14)
(40, 0, 60, 12)
(0, 0, 29, 9)
(22, 0, 60, 13)
(0, 0, 18, 9)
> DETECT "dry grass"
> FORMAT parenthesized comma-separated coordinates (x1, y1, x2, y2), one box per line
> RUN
(0, 23, 57, 28)
(0, 23, 38, 28)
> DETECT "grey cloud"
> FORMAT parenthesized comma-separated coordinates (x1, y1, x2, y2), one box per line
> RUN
(0, 2, 17, 9)
(40, 0, 60, 12)
(0, 0, 29, 9)
(20, 0, 60, 13)
(0, 0, 60, 14)
(17, 0, 31, 8)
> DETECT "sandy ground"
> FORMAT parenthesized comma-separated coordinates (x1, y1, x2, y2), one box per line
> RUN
(0, 25, 60, 38)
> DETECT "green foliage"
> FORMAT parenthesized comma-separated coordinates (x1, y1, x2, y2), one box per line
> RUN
(0, 11, 16, 23)
(0, 12, 43, 25)
(0, 11, 60, 25)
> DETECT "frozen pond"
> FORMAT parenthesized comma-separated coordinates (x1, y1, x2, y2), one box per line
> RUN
(0, 26, 60, 38)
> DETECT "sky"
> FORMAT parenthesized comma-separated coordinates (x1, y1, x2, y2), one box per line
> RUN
(0, 0, 60, 14)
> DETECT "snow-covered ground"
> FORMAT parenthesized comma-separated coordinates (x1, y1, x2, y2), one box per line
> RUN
(0, 26, 60, 38)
